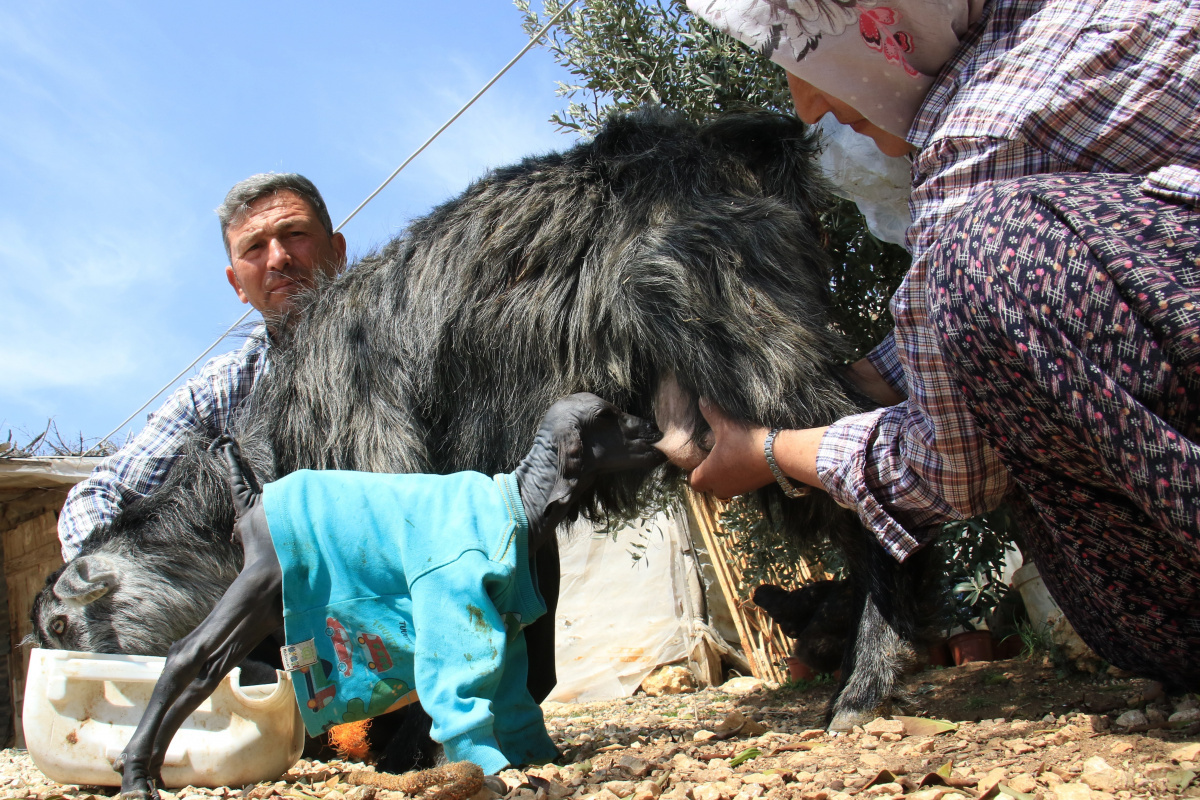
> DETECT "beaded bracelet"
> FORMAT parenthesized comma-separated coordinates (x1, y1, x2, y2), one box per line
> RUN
(764, 427, 810, 499)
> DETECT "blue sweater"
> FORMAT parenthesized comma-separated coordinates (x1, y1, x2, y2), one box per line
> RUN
(261, 469, 558, 774)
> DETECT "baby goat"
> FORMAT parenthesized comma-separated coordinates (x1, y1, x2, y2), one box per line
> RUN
(114, 393, 663, 798)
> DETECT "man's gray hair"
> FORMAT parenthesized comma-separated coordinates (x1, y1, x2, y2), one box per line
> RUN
(217, 173, 334, 258)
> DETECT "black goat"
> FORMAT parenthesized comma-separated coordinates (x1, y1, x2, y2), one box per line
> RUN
(34, 109, 931, 734)
(753, 581, 854, 676)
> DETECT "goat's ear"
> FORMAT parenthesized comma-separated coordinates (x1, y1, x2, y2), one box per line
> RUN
(54, 555, 119, 605)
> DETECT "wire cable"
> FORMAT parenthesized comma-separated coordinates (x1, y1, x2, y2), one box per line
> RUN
(84, 1, 580, 457)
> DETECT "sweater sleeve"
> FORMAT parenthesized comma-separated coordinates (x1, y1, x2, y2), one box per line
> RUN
(408, 549, 513, 775)
(489, 626, 559, 767)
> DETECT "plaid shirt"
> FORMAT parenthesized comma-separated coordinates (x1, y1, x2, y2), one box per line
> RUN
(58, 330, 270, 560)
(816, 0, 1200, 559)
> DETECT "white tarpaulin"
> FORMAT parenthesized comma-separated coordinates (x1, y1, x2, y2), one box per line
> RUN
(0, 457, 100, 491)
(547, 513, 703, 703)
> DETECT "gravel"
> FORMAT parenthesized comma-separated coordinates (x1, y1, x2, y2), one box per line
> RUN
(5, 675, 1199, 800)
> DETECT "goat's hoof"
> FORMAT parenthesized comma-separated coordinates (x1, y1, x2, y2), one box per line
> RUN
(117, 791, 158, 800)
(827, 708, 878, 733)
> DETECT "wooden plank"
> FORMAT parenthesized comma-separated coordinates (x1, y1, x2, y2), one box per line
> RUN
(685, 492, 792, 684)
(684, 491, 832, 685)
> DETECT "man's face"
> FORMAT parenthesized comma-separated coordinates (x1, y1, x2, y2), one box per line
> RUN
(224, 191, 347, 322)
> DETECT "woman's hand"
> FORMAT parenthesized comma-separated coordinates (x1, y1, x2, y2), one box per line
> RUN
(687, 399, 774, 499)
(689, 399, 829, 499)
(847, 357, 906, 406)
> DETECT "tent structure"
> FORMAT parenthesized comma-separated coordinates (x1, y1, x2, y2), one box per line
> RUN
(0, 456, 98, 747)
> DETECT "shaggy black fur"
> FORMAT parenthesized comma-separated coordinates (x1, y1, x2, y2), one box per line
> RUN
(34, 109, 932, 736)
(31, 422, 273, 659)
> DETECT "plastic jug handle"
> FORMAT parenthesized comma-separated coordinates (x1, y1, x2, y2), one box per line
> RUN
(61, 660, 163, 683)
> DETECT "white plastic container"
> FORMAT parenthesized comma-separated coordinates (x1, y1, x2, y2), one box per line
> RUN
(23, 648, 304, 788)
(1012, 562, 1096, 662)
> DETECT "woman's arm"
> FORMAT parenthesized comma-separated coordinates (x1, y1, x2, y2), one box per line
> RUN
(686, 400, 827, 499)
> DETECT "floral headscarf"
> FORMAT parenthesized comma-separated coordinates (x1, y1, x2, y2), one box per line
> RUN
(687, 0, 984, 140)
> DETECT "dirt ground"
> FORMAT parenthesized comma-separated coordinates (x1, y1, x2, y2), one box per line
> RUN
(3, 656, 1198, 800)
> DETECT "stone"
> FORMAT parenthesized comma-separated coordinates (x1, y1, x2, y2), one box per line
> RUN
(859, 735, 880, 750)
(618, 757, 654, 779)
(741, 719, 770, 736)
(633, 781, 662, 799)
(858, 753, 886, 769)
(604, 781, 637, 798)
(740, 775, 783, 790)
(1007, 774, 1037, 794)
(720, 677, 765, 695)
(692, 785, 728, 800)
(861, 783, 903, 797)
(1109, 742, 1133, 755)
(1081, 758, 1130, 793)
(660, 784, 692, 800)
(863, 719, 906, 737)
(590, 791, 623, 800)
(673, 754, 700, 771)
(1004, 739, 1035, 755)
(798, 730, 826, 740)
(1170, 743, 1200, 762)
(1169, 709, 1200, 724)
(642, 666, 698, 697)
(976, 768, 1009, 797)
(1177, 696, 1200, 712)
(694, 731, 717, 742)
(1113, 710, 1148, 729)
(1051, 783, 1094, 800)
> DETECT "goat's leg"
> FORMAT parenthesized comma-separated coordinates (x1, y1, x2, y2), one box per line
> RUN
(827, 594, 914, 731)
(825, 525, 929, 732)
(116, 558, 282, 799)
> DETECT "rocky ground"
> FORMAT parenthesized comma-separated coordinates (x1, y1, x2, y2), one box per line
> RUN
(3, 657, 1198, 800)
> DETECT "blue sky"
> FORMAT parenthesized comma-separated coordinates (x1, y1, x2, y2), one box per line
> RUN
(1, 2, 578, 450)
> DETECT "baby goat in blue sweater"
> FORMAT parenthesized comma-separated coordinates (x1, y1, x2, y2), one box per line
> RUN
(115, 394, 664, 796)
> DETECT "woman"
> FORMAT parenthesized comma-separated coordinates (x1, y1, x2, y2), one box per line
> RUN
(678, 0, 1200, 684)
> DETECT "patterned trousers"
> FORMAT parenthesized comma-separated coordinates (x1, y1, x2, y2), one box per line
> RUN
(929, 173, 1200, 687)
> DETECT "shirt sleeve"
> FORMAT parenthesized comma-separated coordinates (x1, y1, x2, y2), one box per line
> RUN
(815, 137, 1033, 560)
(57, 335, 268, 560)
(408, 550, 516, 775)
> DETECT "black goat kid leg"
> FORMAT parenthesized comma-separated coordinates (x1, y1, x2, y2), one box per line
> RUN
(116, 569, 283, 797)
(117, 437, 283, 798)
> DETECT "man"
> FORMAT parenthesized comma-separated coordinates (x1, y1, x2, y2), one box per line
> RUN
(58, 173, 347, 560)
